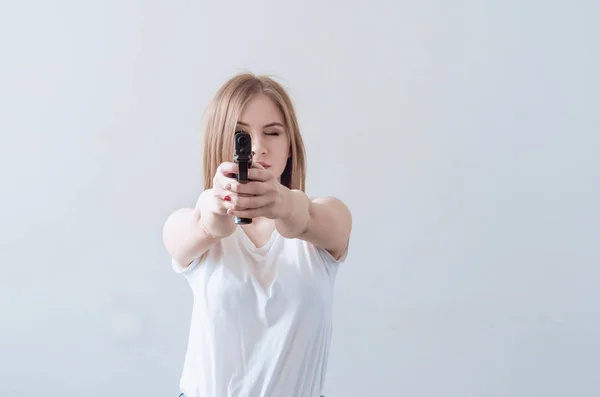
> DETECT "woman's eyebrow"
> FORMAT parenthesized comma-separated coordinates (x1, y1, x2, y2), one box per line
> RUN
(237, 121, 284, 128)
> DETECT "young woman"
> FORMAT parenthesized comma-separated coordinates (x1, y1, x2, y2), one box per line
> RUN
(162, 73, 352, 397)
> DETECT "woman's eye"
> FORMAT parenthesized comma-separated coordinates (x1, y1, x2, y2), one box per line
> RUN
(265, 132, 280, 136)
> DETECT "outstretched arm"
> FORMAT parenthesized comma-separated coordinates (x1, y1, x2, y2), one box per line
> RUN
(275, 190, 352, 260)
(223, 164, 352, 260)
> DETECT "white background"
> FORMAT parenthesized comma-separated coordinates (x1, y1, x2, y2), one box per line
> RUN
(1, 1, 598, 396)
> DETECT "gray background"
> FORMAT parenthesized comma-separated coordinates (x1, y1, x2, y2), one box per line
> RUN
(1, 1, 598, 396)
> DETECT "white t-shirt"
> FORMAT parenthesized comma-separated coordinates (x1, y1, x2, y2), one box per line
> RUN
(171, 226, 348, 397)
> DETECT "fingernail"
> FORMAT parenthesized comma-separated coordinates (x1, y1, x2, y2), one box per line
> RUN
(223, 195, 231, 201)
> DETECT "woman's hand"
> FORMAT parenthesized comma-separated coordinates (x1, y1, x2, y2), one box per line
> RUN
(223, 162, 290, 220)
(194, 162, 241, 238)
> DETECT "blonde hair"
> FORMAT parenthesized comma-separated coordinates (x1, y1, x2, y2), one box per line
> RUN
(201, 73, 307, 192)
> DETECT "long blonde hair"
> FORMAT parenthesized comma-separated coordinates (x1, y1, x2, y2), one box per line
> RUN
(201, 73, 307, 192)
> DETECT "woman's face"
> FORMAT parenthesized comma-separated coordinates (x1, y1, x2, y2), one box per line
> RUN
(236, 94, 290, 182)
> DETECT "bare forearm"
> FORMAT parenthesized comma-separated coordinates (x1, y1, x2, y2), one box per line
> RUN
(199, 211, 235, 240)
(275, 189, 352, 259)
(196, 188, 236, 239)
(163, 190, 235, 268)
(162, 208, 214, 267)
(275, 189, 311, 239)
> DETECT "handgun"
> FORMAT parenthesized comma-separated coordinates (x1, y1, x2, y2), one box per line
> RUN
(233, 130, 253, 225)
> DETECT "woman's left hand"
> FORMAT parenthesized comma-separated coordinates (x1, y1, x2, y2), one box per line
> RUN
(224, 163, 289, 220)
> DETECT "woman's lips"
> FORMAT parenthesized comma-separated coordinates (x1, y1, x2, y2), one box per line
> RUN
(257, 161, 271, 169)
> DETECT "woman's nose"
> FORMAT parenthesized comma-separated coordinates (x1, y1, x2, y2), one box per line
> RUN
(252, 137, 267, 156)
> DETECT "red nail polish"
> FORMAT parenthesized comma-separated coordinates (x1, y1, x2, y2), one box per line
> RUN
(223, 195, 231, 201)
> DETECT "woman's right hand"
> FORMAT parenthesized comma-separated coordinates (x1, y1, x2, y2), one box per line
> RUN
(163, 162, 243, 267)
(195, 162, 244, 238)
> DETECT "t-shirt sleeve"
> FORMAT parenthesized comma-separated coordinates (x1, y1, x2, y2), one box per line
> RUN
(317, 237, 350, 264)
(171, 256, 202, 274)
